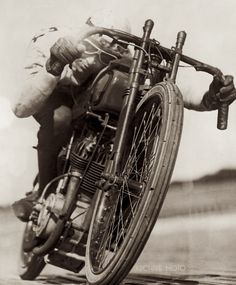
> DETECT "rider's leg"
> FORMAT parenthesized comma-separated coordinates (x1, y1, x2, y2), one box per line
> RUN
(12, 90, 73, 222)
(36, 104, 73, 196)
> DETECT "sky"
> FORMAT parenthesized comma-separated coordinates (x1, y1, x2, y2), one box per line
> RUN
(1, 0, 236, 204)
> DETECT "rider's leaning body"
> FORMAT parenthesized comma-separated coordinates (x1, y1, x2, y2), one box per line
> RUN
(11, 15, 236, 222)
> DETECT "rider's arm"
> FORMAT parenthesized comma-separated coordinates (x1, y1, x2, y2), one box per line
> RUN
(12, 69, 60, 118)
(184, 75, 236, 112)
(12, 30, 63, 118)
(12, 27, 87, 118)
(183, 94, 207, 111)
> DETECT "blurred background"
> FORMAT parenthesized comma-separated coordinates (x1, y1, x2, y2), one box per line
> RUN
(1, 0, 236, 205)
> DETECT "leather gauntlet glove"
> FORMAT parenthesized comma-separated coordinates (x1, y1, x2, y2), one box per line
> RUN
(203, 75, 236, 110)
(46, 37, 85, 76)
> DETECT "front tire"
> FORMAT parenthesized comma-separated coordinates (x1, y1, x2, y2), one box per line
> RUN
(85, 82, 184, 284)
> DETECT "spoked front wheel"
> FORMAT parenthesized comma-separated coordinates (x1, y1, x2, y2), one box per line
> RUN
(86, 82, 184, 285)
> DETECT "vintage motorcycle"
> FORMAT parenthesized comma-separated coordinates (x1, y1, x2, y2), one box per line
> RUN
(19, 19, 229, 284)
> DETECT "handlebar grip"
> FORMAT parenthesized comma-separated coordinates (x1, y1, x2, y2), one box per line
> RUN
(143, 19, 154, 33)
(217, 103, 229, 130)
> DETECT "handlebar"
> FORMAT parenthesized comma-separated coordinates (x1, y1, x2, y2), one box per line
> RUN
(216, 75, 229, 130)
(177, 54, 229, 130)
(76, 24, 230, 130)
(217, 103, 228, 130)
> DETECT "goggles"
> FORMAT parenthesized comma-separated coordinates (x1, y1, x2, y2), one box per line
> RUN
(83, 38, 118, 65)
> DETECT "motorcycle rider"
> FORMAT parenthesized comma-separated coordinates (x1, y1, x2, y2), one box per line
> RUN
(12, 12, 236, 222)
(12, 12, 132, 222)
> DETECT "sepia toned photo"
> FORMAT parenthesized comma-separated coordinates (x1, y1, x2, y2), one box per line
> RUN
(0, 0, 236, 284)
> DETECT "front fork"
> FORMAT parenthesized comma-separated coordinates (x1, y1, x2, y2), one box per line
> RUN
(109, 23, 187, 177)
(110, 19, 154, 175)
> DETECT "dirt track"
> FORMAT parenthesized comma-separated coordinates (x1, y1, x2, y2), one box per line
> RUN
(1, 205, 236, 285)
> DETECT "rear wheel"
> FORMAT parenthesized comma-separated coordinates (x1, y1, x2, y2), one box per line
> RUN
(86, 82, 184, 284)
(19, 223, 46, 280)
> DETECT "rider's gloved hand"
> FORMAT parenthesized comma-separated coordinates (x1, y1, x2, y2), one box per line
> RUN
(71, 56, 105, 85)
(203, 75, 236, 110)
(46, 37, 86, 76)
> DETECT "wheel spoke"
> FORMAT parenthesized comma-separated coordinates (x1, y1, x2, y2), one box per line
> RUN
(123, 105, 161, 182)
(90, 101, 164, 270)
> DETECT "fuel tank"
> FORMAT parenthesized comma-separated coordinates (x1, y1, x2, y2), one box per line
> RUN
(90, 68, 129, 116)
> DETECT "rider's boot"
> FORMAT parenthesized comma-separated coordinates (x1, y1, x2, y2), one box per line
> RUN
(12, 149, 58, 222)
